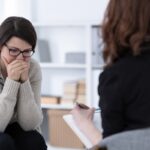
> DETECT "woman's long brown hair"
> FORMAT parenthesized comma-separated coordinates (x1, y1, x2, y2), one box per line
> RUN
(102, 0, 150, 66)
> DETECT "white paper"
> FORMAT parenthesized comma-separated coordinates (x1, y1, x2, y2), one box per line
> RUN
(63, 114, 93, 148)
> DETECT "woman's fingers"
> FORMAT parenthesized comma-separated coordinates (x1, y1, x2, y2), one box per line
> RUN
(2, 57, 9, 67)
(76, 102, 90, 109)
(6, 60, 29, 81)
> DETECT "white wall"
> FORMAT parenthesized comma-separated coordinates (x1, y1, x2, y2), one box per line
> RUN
(1, 0, 109, 24)
(1, 0, 31, 21)
(32, 0, 109, 23)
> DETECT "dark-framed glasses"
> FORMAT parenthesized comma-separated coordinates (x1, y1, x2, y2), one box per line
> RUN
(4, 44, 34, 57)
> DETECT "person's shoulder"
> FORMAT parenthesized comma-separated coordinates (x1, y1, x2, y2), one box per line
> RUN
(106, 54, 137, 71)
(99, 53, 147, 86)
(29, 59, 42, 80)
(101, 51, 150, 76)
(30, 58, 41, 71)
(115, 50, 150, 68)
(99, 59, 124, 84)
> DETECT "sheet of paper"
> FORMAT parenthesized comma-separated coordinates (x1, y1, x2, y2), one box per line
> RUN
(63, 114, 93, 148)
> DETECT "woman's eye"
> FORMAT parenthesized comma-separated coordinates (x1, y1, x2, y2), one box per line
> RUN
(10, 49, 19, 53)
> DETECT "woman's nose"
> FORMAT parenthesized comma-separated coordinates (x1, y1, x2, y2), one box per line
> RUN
(16, 53, 24, 60)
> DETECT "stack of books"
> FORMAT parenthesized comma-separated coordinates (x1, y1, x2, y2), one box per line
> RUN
(41, 95, 61, 104)
(61, 79, 86, 104)
(76, 80, 86, 104)
(61, 81, 78, 104)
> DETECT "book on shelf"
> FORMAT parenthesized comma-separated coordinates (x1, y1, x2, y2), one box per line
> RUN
(62, 81, 78, 104)
(37, 39, 51, 62)
(76, 80, 86, 103)
(64, 87, 78, 94)
(41, 95, 61, 104)
(77, 88, 85, 95)
(77, 80, 86, 88)
(60, 98, 75, 105)
(65, 52, 85, 64)
(61, 79, 86, 105)
(76, 95, 86, 104)
(77, 80, 86, 95)
(77, 82, 86, 88)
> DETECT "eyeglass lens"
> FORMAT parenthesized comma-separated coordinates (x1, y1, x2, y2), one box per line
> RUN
(5, 44, 34, 57)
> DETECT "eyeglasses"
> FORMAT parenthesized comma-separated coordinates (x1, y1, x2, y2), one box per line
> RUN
(4, 44, 34, 57)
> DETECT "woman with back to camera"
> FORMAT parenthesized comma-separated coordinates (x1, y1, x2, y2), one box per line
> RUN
(71, 0, 150, 149)
(0, 16, 47, 150)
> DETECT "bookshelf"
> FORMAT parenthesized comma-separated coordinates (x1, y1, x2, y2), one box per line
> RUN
(41, 104, 73, 110)
(33, 22, 104, 150)
(32, 22, 104, 108)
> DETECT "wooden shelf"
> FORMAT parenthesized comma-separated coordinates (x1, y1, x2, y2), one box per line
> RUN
(40, 63, 86, 69)
(41, 104, 74, 110)
(92, 64, 105, 70)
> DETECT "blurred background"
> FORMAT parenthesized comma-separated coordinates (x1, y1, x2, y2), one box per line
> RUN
(0, 0, 109, 149)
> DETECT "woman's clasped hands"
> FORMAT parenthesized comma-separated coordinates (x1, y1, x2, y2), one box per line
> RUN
(2, 57, 29, 82)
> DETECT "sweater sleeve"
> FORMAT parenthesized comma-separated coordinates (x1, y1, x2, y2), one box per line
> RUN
(0, 78, 20, 132)
(17, 60, 43, 131)
(98, 67, 125, 138)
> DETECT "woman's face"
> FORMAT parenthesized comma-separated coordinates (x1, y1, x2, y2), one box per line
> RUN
(0, 36, 32, 68)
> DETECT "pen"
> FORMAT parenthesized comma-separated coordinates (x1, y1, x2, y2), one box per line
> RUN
(76, 102, 89, 109)
(94, 108, 101, 113)
(76, 102, 101, 112)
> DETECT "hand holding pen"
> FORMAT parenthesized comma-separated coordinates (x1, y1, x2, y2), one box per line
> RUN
(71, 102, 102, 146)
(71, 102, 95, 123)
(71, 102, 100, 134)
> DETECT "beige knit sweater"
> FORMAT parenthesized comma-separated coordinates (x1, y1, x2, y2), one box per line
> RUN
(0, 59, 43, 132)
